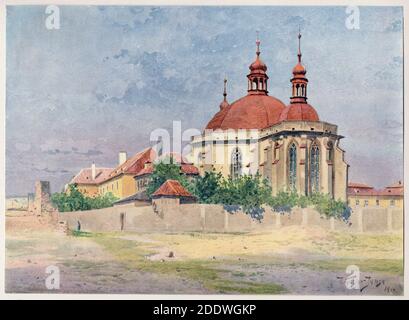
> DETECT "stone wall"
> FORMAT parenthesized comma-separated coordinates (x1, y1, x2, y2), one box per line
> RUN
(59, 202, 403, 234)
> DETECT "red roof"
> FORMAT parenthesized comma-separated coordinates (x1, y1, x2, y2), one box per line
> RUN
(293, 62, 306, 75)
(108, 147, 156, 180)
(206, 94, 286, 130)
(70, 167, 113, 185)
(279, 103, 319, 122)
(135, 163, 199, 178)
(386, 181, 403, 189)
(152, 179, 194, 198)
(348, 182, 374, 189)
(348, 181, 403, 197)
(348, 188, 403, 197)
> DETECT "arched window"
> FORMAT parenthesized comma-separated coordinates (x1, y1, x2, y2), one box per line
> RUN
(288, 143, 297, 191)
(231, 147, 242, 178)
(310, 142, 320, 193)
(296, 84, 300, 96)
(327, 141, 334, 162)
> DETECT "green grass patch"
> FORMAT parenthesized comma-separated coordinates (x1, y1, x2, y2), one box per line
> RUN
(302, 258, 403, 276)
(70, 230, 93, 238)
(91, 233, 285, 294)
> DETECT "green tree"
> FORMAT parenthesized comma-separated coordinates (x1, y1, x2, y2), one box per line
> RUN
(193, 170, 223, 203)
(146, 161, 192, 197)
(212, 173, 272, 220)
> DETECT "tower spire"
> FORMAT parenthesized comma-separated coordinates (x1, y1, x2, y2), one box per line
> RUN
(290, 29, 308, 104)
(247, 32, 268, 95)
(297, 26, 302, 63)
(256, 31, 260, 57)
(219, 77, 229, 110)
(223, 77, 227, 101)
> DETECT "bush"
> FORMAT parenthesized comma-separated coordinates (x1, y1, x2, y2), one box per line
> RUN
(193, 170, 223, 204)
(146, 161, 192, 197)
(268, 191, 351, 221)
(51, 184, 118, 212)
(146, 163, 351, 222)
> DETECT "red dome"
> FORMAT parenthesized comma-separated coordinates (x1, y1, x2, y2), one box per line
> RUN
(249, 58, 267, 74)
(206, 94, 286, 130)
(292, 62, 306, 75)
(279, 103, 319, 122)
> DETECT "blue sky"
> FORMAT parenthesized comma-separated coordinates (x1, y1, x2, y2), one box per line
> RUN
(6, 6, 403, 196)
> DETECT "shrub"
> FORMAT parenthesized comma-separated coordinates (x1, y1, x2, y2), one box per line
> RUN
(51, 184, 118, 212)
(193, 170, 223, 203)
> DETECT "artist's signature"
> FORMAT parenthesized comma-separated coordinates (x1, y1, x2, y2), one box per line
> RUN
(337, 275, 402, 294)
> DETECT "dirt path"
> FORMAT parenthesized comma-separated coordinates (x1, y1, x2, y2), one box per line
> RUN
(5, 213, 404, 295)
(5, 214, 208, 294)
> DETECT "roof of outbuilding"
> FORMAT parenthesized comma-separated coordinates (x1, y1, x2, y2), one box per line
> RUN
(152, 179, 194, 198)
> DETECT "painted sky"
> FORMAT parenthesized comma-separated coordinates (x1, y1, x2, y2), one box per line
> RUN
(6, 5, 403, 196)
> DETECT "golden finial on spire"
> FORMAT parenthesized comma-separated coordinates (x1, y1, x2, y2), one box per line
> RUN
(223, 77, 227, 101)
(256, 30, 260, 56)
(297, 26, 302, 63)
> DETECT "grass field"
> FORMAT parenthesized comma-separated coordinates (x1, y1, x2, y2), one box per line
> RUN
(5, 213, 404, 295)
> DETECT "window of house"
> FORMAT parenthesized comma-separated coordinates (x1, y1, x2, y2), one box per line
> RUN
(376, 199, 380, 206)
(364, 200, 368, 207)
(230, 147, 242, 178)
(390, 200, 395, 207)
(355, 199, 360, 206)
(310, 142, 320, 193)
(288, 143, 297, 191)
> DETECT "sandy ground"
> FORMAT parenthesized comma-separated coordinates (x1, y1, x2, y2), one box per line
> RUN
(5, 211, 404, 295)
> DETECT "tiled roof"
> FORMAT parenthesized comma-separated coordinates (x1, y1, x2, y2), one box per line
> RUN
(152, 179, 194, 198)
(348, 182, 374, 189)
(386, 181, 403, 189)
(279, 103, 319, 122)
(348, 187, 403, 197)
(206, 94, 286, 130)
(180, 164, 199, 175)
(70, 167, 113, 185)
(108, 147, 156, 180)
(135, 163, 199, 178)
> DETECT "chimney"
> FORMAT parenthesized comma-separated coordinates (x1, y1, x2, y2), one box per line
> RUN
(119, 151, 127, 165)
(91, 163, 96, 180)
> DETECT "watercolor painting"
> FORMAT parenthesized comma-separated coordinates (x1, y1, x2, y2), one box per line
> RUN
(5, 5, 403, 295)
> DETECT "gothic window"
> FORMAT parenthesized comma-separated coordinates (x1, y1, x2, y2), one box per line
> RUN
(288, 143, 297, 191)
(231, 147, 242, 178)
(327, 141, 334, 161)
(310, 142, 320, 193)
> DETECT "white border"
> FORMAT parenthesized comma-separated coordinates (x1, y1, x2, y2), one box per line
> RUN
(0, 0, 407, 300)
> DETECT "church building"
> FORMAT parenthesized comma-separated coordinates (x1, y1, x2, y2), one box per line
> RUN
(189, 32, 348, 201)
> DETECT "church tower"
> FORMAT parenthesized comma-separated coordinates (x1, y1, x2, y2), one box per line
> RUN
(247, 36, 269, 95)
(290, 30, 308, 104)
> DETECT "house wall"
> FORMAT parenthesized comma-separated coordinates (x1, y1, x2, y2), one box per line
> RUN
(348, 195, 404, 209)
(99, 174, 136, 199)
